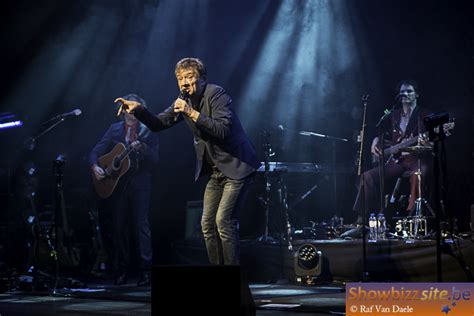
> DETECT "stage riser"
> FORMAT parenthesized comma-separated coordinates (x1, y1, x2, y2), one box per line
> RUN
(172, 239, 474, 282)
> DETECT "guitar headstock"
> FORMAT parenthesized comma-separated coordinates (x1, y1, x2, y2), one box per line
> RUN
(435, 119, 455, 137)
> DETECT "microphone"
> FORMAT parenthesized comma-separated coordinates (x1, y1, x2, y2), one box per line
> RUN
(278, 124, 285, 131)
(172, 89, 189, 122)
(44, 109, 82, 125)
(60, 109, 82, 118)
(178, 89, 190, 100)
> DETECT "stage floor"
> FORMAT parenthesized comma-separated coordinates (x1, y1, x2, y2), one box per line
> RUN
(1, 237, 472, 315)
(0, 279, 346, 316)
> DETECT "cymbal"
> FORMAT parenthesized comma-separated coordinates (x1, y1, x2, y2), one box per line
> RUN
(403, 145, 432, 153)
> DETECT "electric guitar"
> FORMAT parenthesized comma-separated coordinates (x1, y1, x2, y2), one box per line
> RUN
(92, 141, 139, 199)
(373, 122, 455, 164)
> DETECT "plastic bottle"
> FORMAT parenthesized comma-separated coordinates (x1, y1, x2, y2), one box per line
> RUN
(368, 213, 377, 242)
(377, 213, 386, 240)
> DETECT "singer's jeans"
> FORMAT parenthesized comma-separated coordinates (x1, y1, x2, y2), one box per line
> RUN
(201, 170, 251, 265)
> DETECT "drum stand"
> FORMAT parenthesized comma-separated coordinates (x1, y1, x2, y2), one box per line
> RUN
(409, 149, 435, 239)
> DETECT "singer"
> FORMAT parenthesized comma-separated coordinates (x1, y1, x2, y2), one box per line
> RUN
(114, 58, 259, 265)
(350, 79, 433, 234)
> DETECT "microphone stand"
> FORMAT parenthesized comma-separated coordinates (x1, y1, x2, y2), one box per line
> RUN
(374, 106, 395, 217)
(259, 130, 275, 243)
(24, 118, 66, 151)
(357, 94, 370, 281)
(298, 130, 348, 217)
(298, 131, 348, 142)
(426, 122, 446, 282)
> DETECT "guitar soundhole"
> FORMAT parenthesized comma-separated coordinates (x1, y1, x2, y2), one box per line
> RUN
(113, 157, 121, 170)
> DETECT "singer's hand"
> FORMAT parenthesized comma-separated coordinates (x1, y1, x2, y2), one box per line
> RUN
(173, 98, 191, 114)
(173, 98, 200, 122)
(114, 98, 142, 116)
(371, 137, 382, 157)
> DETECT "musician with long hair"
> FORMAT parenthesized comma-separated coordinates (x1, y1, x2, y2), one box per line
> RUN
(89, 93, 159, 286)
(351, 79, 433, 230)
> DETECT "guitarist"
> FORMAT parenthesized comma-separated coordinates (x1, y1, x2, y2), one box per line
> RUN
(89, 93, 159, 286)
(351, 79, 433, 229)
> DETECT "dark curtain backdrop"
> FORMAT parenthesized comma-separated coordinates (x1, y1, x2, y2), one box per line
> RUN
(0, 0, 472, 264)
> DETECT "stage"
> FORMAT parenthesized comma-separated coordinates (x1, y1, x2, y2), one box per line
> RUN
(1, 0, 473, 315)
(1, 237, 472, 316)
(173, 237, 474, 283)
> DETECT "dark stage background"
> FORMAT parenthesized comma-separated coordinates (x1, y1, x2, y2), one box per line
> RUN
(0, 0, 472, 269)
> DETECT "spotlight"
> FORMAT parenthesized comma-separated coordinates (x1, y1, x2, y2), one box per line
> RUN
(294, 243, 322, 285)
(0, 112, 23, 131)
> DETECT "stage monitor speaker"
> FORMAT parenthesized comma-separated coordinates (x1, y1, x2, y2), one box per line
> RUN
(152, 265, 255, 316)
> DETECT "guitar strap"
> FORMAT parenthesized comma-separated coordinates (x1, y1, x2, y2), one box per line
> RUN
(138, 123, 150, 139)
(125, 123, 138, 144)
(126, 123, 151, 176)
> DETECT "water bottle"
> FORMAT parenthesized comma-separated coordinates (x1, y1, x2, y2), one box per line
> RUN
(368, 213, 377, 242)
(377, 213, 386, 240)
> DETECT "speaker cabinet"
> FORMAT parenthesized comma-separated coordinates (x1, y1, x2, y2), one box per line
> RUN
(152, 265, 255, 316)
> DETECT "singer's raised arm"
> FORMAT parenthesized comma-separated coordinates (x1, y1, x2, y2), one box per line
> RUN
(134, 104, 182, 132)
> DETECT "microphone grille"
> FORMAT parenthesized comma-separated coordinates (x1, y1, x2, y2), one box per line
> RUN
(73, 109, 82, 116)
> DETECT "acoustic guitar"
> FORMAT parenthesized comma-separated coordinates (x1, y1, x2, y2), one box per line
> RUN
(92, 141, 139, 199)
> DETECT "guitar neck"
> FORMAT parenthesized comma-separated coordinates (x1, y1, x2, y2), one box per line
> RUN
(384, 135, 419, 156)
(382, 122, 454, 158)
(118, 145, 134, 161)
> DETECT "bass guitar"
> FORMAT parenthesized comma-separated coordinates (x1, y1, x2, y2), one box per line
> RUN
(92, 141, 139, 199)
(374, 121, 454, 164)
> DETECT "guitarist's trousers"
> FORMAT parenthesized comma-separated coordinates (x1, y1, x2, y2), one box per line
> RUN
(111, 182, 152, 274)
(352, 155, 430, 217)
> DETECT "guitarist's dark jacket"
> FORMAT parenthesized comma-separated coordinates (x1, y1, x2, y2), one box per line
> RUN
(381, 105, 432, 162)
(88, 121, 160, 190)
(134, 83, 259, 181)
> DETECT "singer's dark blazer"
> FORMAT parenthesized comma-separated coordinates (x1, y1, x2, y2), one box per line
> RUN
(134, 83, 259, 180)
(88, 121, 160, 189)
